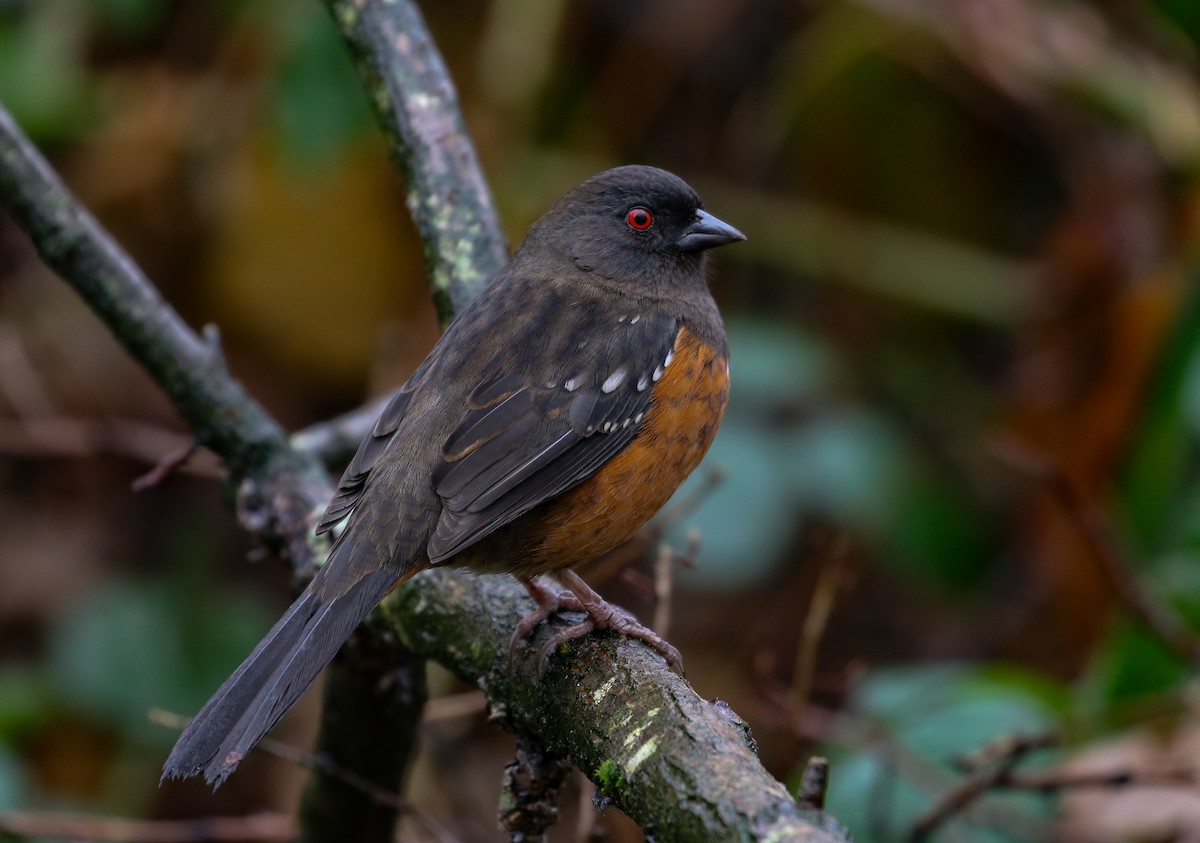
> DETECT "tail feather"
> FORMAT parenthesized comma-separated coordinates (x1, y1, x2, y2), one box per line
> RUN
(162, 565, 401, 787)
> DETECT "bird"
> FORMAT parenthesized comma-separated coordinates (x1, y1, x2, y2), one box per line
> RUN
(162, 164, 745, 787)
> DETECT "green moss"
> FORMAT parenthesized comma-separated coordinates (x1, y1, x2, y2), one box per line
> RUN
(594, 758, 626, 793)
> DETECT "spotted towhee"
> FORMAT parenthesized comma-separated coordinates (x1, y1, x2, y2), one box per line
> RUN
(163, 165, 745, 786)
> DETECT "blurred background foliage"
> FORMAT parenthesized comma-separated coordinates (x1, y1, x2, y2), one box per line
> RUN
(3, 0, 1200, 840)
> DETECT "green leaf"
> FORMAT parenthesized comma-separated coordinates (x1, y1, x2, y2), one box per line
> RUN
(822, 664, 1062, 842)
(0, 667, 56, 740)
(0, 3, 93, 141)
(1077, 620, 1190, 721)
(883, 465, 997, 591)
(269, 4, 374, 166)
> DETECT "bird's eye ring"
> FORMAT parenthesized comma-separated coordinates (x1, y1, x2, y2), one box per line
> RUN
(626, 207, 653, 231)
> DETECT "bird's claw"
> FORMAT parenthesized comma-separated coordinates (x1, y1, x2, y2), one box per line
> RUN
(511, 576, 684, 676)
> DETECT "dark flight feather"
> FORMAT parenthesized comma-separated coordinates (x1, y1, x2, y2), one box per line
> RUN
(161, 560, 398, 786)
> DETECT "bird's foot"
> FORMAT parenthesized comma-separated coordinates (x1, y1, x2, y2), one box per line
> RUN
(511, 572, 683, 675)
(512, 577, 585, 646)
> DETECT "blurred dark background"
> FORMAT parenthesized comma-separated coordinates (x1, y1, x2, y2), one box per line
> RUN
(3, 0, 1200, 840)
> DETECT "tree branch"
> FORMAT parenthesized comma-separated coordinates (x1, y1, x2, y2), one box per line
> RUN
(299, 620, 429, 843)
(0, 104, 330, 566)
(384, 569, 851, 842)
(322, 0, 508, 324)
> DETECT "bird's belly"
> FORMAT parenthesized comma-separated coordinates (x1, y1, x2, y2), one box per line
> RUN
(500, 328, 729, 575)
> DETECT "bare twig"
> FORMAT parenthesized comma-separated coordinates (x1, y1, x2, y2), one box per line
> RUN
(0, 102, 330, 564)
(910, 731, 1060, 840)
(291, 392, 392, 470)
(992, 436, 1200, 666)
(0, 810, 294, 842)
(797, 756, 831, 810)
(132, 441, 202, 489)
(908, 745, 1030, 842)
(0, 416, 209, 472)
(422, 690, 487, 724)
(791, 536, 849, 726)
(953, 731, 1059, 773)
(651, 467, 726, 536)
(998, 764, 1196, 793)
(499, 736, 572, 843)
(585, 467, 723, 587)
(0, 325, 57, 416)
(911, 726, 1197, 841)
(149, 709, 459, 843)
(652, 531, 699, 637)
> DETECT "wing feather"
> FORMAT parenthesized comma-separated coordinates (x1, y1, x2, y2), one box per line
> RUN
(427, 314, 680, 562)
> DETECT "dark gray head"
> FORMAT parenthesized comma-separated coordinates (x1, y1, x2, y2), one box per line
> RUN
(517, 165, 745, 293)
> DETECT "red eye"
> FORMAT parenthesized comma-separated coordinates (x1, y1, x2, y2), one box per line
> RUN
(626, 207, 653, 231)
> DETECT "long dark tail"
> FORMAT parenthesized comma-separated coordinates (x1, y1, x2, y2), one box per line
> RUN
(161, 561, 406, 787)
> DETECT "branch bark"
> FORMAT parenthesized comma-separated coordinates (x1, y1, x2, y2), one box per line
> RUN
(299, 620, 428, 843)
(322, 0, 508, 324)
(384, 569, 850, 842)
(0, 105, 328, 567)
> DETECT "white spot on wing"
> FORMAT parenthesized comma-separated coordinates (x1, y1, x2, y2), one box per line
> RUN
(601, 369, 627, 393)
(636, 375, 649, 391)
(652, 365, 664, 382)
(564, 377, 581, 392)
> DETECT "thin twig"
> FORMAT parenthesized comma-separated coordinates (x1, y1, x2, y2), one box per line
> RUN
(953, 732, 1059, 773)
(791, 536, 849, 726)
(908, 744, 1032, 842)
(998, 764, 1196, 793)
(291, 392, 392, 470)
(421, 690, 487, 724)
(0, 417, 208, 473)
(132, 441, 203, 490)
(585, 467, 724, 586)
(911, 727, 1197, 841)
(797, 756, 831, 810)
(652, 531, 699, 637)
(0, 106, 319, 487)
(148, 709, 459, 843)
(0, 810, 294, 842)
(0, 102, 330, 568)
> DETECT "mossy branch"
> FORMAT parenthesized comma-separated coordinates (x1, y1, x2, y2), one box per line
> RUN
(322, 0, 508, 324)
(386, 569, 851, 842)
(0, 103, 329, 566)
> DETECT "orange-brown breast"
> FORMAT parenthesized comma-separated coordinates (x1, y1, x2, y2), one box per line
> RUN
(500, 326, 729, 576)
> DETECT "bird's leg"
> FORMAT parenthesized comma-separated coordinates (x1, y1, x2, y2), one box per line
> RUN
(513, 569, 683, 674)
(513, 576, 585, 640)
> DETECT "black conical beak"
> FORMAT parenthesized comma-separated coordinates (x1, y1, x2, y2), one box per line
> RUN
(676, 209, 746, 252)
